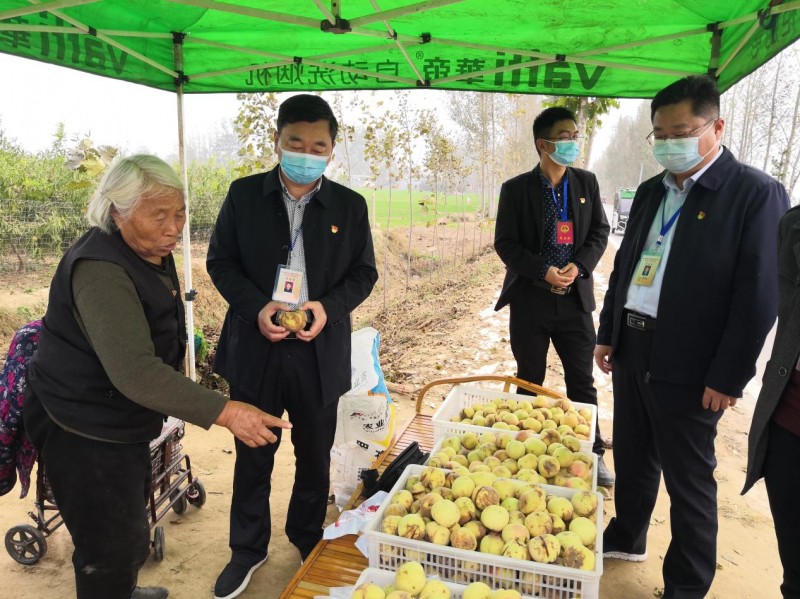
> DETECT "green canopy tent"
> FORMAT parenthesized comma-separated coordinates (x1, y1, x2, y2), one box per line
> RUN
(2, 0, 798, 375)
(1, 0, 798, 95)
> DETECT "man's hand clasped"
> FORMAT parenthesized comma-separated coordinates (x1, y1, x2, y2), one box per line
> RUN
(545, 263, 579, 288)
(257, 300, 328, 342)
(295, 300, 327, 341)
(257, 300, 294, 341)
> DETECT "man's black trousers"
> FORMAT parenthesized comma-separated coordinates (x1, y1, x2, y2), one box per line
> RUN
(605, 320, 723, 599)
(509, 285, 604, 455)
(228, 339, 337, 564)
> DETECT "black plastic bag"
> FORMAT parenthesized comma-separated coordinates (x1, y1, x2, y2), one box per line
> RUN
(360, 441, 429, 499)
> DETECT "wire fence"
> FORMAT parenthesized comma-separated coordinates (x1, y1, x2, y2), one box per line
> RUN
(0, 197, 497, 329)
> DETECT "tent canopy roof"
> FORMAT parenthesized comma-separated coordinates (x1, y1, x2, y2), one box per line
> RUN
(1, 0, 798, 97)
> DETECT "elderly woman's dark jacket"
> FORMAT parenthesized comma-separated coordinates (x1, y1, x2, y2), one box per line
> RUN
(28, 227, 185, 443)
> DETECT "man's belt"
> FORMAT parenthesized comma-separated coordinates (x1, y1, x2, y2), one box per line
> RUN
(533, 279, 573, 295)
(625, 310, 656, 331)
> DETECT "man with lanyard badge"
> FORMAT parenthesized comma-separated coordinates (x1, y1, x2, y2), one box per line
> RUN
(207, 94, 378, 599)
(494, 106, 613, 487)
(595, 75, 788, 598)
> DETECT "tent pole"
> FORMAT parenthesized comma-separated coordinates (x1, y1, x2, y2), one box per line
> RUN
(707, 24, 722, 78)
(0, 0, 97, 21)
(716, 21, 760, 77)
(367, 0, 427, 84)
(173, 34, 197, 382)
(25, 0, 177, 77)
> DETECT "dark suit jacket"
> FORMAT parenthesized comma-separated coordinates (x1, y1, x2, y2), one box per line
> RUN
(207, 166, 378, 405)
(597, 147, 789, 398)
(494, 165, 610, 313)
(743, 206, 800, 493)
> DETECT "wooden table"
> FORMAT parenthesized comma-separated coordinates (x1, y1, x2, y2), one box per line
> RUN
(279, 376, 562, 599)
(280, 413, 434, 598)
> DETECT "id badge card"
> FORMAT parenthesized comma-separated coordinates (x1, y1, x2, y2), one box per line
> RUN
(556, 221, 574, 245)
(632, 251, 662, 287)
(273, 265, 303, 304)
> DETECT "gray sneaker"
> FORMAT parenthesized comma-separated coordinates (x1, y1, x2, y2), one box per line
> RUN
(597, 455, 616, 487)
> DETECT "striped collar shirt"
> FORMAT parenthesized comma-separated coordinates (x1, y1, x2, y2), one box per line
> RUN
(278, 170, 322, 308)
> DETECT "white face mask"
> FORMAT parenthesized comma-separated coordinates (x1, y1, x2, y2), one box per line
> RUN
(280, 146, 329, 185)
(651, 122, 717, 174)
(544, 140, 581, 166)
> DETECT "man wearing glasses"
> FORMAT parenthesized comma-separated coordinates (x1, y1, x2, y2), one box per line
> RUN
(595, 75, 789, 598)
(494, 106, 613, 487)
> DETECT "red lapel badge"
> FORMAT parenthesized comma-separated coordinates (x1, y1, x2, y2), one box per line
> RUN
(697, 211, 706, 220)
(331, 225, 339, 233)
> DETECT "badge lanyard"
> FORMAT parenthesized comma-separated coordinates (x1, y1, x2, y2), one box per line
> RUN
(288, 224, 303, 262)
(653, 200, 682, 254)
(632, 197, 682, 287)
(550, 178, 574, 246)
(549, 178, 569, 222)
(273, 211, 305, 304)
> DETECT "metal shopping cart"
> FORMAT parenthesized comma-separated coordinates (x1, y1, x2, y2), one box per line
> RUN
(5, 417, 206, 565)
(3, 321, 207, 566)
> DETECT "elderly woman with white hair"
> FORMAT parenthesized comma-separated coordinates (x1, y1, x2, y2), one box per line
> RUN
(23, 155, 291, 599)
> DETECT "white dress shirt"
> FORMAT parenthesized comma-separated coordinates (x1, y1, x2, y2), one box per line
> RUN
(624, 147, 723, 317)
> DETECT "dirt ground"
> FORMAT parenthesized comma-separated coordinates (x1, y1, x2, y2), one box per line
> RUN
(0, 225, 785, 599)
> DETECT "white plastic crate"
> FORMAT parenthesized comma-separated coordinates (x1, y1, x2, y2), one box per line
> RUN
(431, 386, 597, 453)
(349, 567, 536, 598)
(363, 464, 603, 599)
(426, 437, 598, 491)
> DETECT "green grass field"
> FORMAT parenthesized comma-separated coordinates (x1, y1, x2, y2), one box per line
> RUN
(356, 187, 485, 229)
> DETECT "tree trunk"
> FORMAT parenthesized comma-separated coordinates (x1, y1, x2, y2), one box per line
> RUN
(11, 243, 27, 273)
(371, 188, 376, 229)
(472, 213, 477, 257)
(490, 96, 496, 218)
(433, 176, 440, 253)
(576, 97, 589, 167)
(738, 76, 756, 163)
(780, 78, 800, 188)
(762, 53, 783, 172)
(584, 117, 597, 169)
(461, 192, 467, 261)
(406, 183, 412, 291)
(383, 174, 393, 310)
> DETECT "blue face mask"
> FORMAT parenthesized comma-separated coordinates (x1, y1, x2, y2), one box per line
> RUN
(545, 140, 580, 166)
(651, 127, 717, 174)
(280, 147, 329, 185)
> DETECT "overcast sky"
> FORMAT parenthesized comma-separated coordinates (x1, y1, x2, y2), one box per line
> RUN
(0, 51, 634, 164)
(0, 52, 240, 157)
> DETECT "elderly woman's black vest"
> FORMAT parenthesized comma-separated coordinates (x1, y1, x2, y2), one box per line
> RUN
(29, 227, 186, 443)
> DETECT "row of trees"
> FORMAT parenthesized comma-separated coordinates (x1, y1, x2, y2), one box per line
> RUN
(0, 122, 238, 272)
(0, 124, 93, 272)
(720, 46, 800, 197)
(233, 90, 619, 297)
(3, 43, 796, 274)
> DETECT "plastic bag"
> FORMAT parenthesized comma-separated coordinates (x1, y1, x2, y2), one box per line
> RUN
(330, 327, 396, 509)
